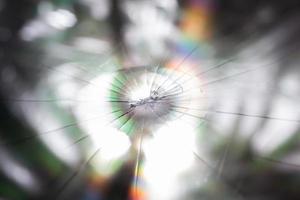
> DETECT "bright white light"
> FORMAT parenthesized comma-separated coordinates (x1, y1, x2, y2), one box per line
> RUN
(143, 120, 196, 200)
(129, 79, 150, 101)
(74, 73, 131, 172)
(91, 127, 131, 161)
(72, 67, 204, 189)
(144, 120, 195, 171)
(46, 9, 77, 30)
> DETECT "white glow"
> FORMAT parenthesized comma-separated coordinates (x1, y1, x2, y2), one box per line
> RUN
(74, 73, 131, 175)
(49, 63, 84, 106)
(0, 147, 41, 194)
(129, 80, 150, 100)
(81, 0, 110, 20)
(252, 95, 299, 155)
(22, 104, 81, 166)
(91, 127, 131, 161)
(72, 67, 204, 188)
(20, 7, 77, 41)
(20, 20, 52, 41)
(73, 37, 110, 54)
(143, 120, 196, 200)
(123, 0, 178, 63)
(46, 9, 77, 30)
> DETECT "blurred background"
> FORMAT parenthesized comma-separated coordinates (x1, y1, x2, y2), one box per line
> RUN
(0, 0, 300, 199)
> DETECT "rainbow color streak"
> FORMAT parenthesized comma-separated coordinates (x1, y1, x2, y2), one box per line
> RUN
(130, 158, 147, 200)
